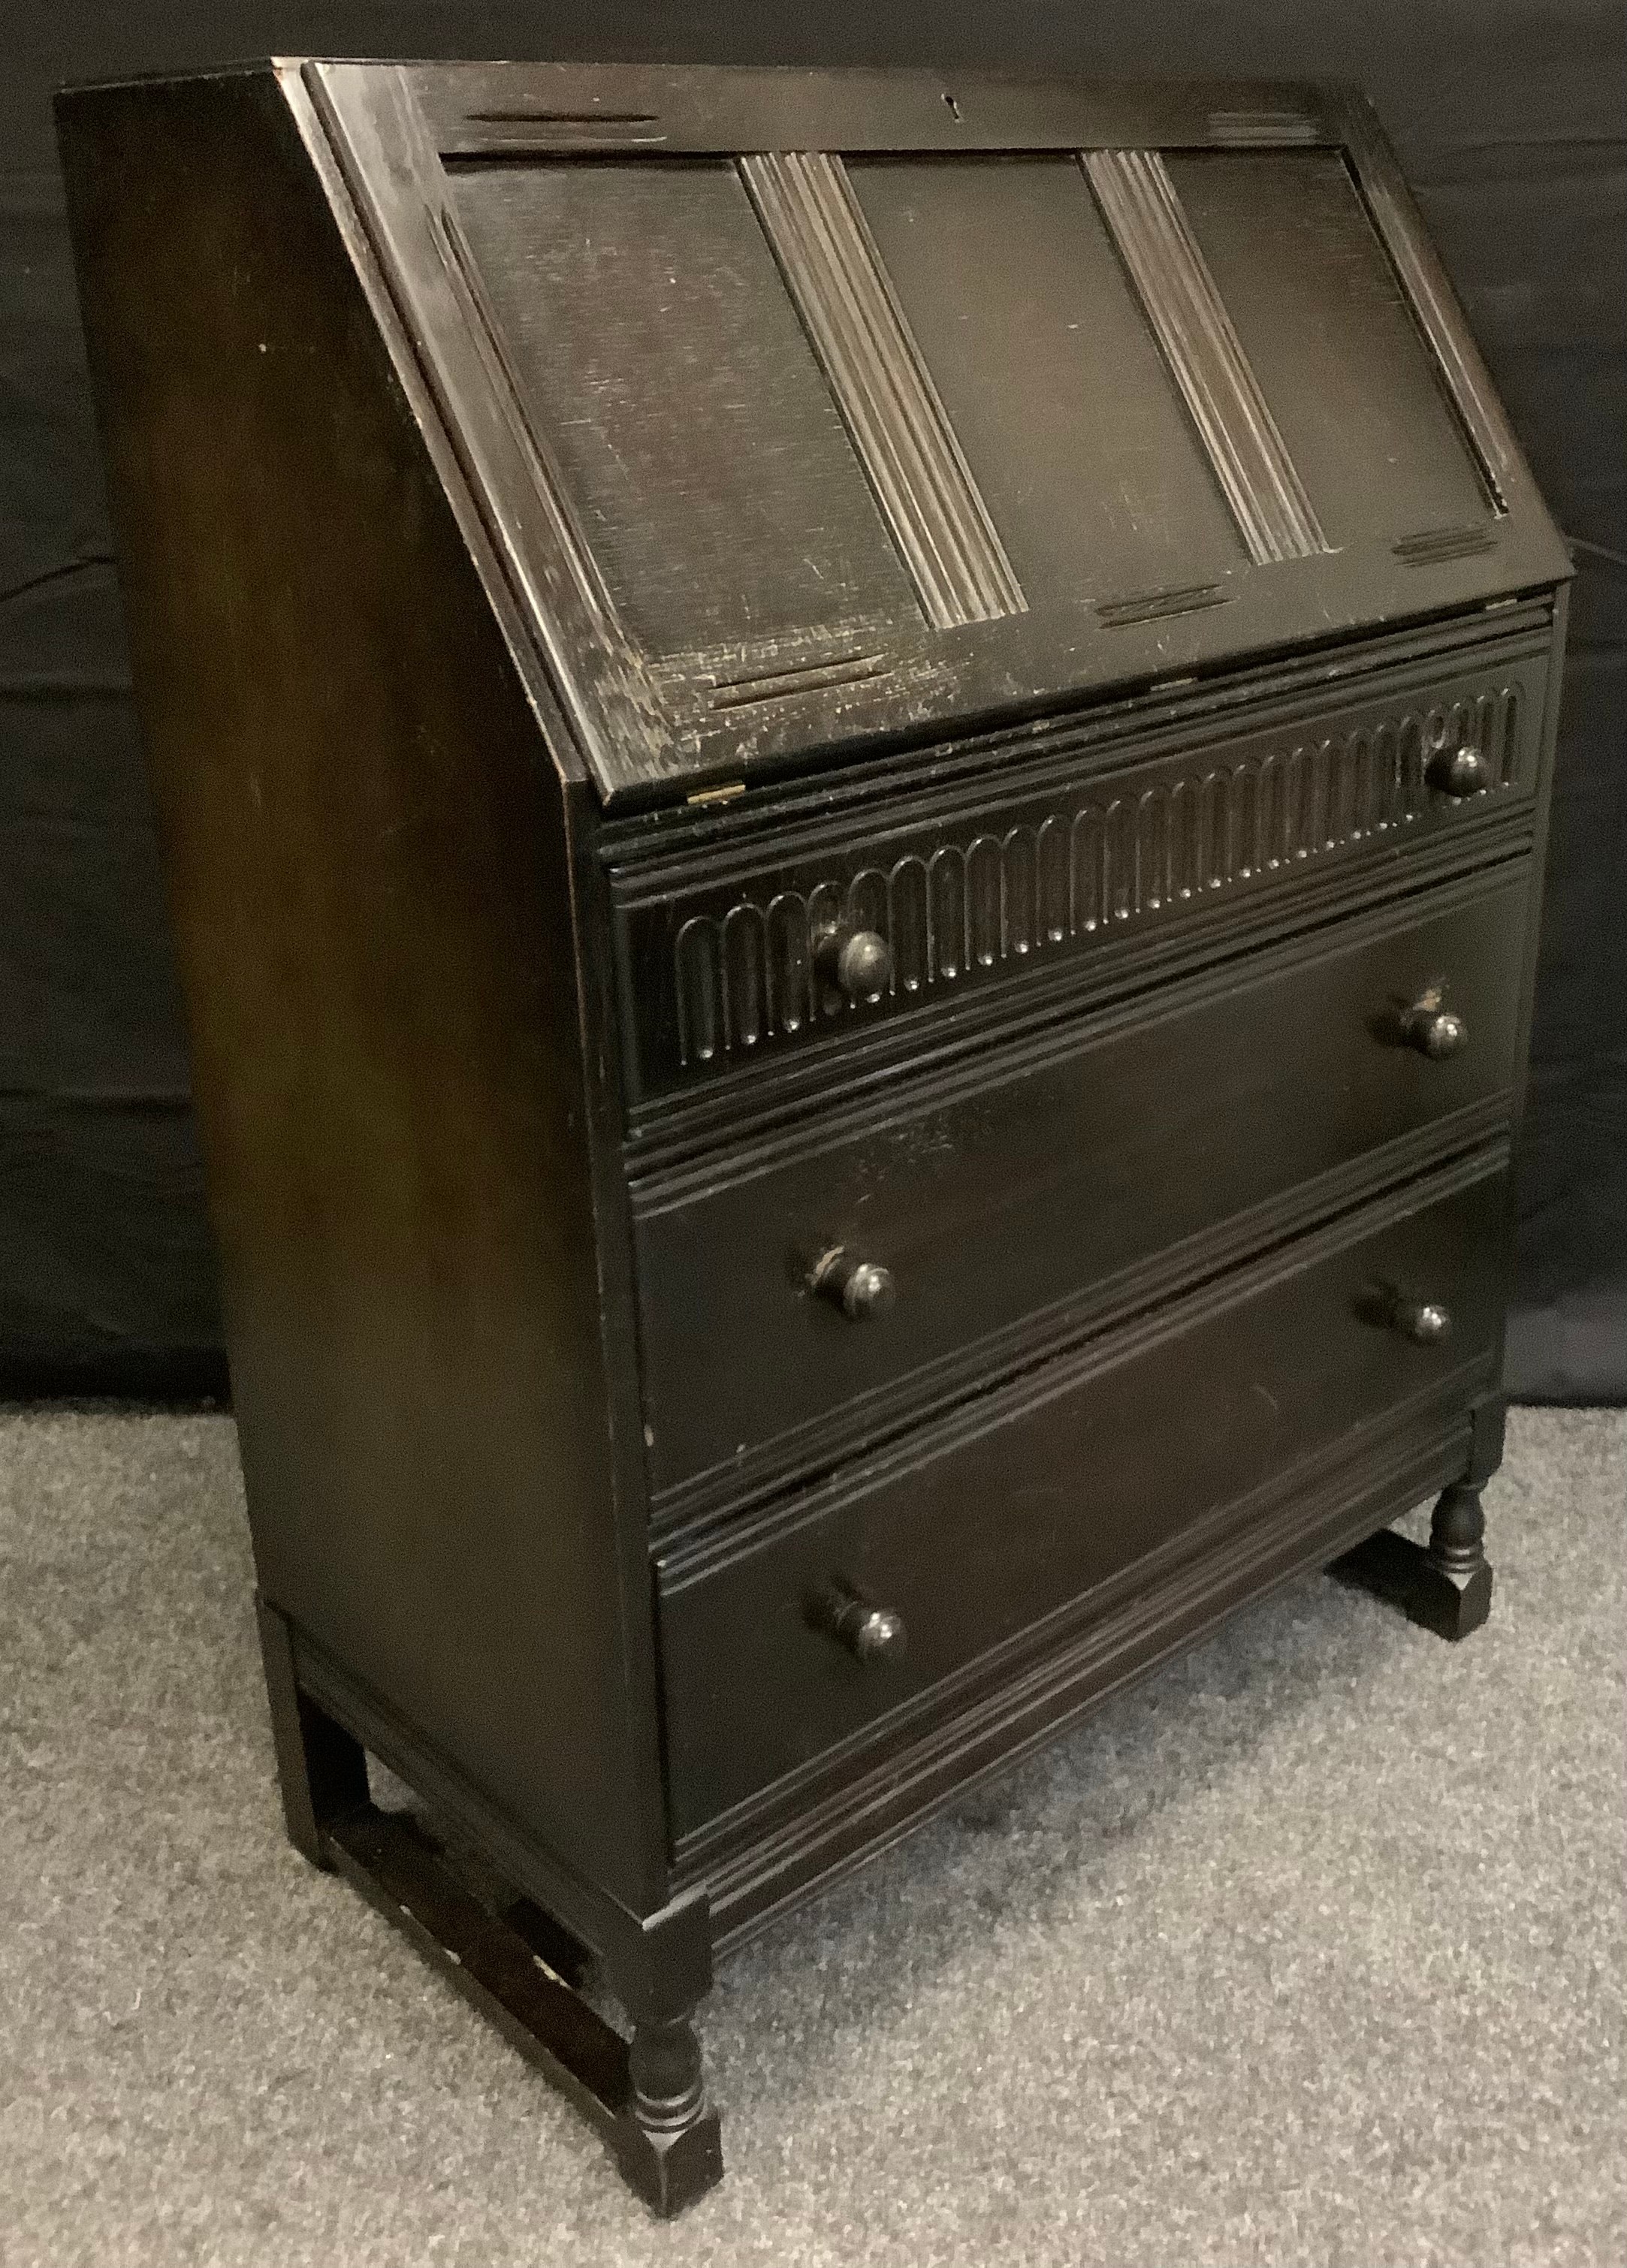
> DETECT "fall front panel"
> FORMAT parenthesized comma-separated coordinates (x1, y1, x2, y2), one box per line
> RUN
(446, 158, 920, 662)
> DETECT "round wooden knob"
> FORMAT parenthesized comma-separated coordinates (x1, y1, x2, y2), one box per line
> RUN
(817, 925, 892, 1003)
(1390, 1295, 1452, 1345)
(810, 1247, 896, 1320)
(1426, 743, 1492, 797)
(818, 1582, 907, 1663)
(1402, 1003, 1467, 1059)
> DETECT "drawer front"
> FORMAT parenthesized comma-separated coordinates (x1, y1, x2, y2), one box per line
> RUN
(635, 867, 1528, 1505)
(612, 637, 1548, 1102)
(657, 1160, 1508, 1844)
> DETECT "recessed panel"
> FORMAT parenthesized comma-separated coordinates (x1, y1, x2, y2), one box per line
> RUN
(850, 158, 1246, 607)
(1166, 152, 1493, 548)
(448, 161, 917, 659)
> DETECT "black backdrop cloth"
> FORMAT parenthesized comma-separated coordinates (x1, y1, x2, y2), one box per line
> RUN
(3, 5, 1623, 1400)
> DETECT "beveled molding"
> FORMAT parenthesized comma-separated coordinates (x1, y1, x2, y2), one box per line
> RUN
(602, 599, 1555, 874)
(305, 62, 679, 797)
(1337, 97, 1514, 509)
(411, 63, 1351, 158)
(688, 1389, 1486, 1942)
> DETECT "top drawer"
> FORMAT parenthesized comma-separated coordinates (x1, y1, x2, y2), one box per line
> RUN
(611, 635, 1549, 1103)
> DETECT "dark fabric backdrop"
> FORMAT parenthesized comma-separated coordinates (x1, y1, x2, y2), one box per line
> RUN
(4, 4, 1624, 1400)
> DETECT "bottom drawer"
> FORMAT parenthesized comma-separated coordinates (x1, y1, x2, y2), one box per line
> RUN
(657, 1159, 1508, 1844)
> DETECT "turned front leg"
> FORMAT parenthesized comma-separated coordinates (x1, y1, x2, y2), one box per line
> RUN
(1329, 1399, 1502, 1641)
(630, 2015, 707, 2134)
(613, 2010, 721, 2217)
(1415, 1475, 1494, 1637)
(1428, 1479, 1490, 1584)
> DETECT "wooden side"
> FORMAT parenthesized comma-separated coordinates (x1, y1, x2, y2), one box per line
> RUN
(56, 68, 666, 1914)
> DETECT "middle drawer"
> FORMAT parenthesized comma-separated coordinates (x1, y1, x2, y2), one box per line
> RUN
(632, 863, 1527, 1507)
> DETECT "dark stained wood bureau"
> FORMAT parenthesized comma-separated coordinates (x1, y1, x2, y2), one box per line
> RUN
(58, 59, 1572, 2214)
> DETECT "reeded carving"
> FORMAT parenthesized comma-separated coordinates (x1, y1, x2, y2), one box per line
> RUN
(670, 686, 1526, 1066)
(967, 837, 1002, 968)
(739, 150, 1027, 631)
(674, 915, 724, 1065)
(931, 847, 967, 981)
(1082, 149, 1327, 566)
(889, 856, 929, 994)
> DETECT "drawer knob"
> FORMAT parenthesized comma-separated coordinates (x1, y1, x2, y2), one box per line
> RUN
(1388, 1293, 1453, 1345)
(816, 924, 892, 1003)
(1401, 1000, 1468, 1059)
(1426, 743, 1493, 798)
(817, 1580, 907, 1664)
(810, 1246, 896, 1320)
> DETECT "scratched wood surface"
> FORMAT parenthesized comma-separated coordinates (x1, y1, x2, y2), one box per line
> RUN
(308, 62, 1571, 801)
(56, 60, 1575, 2209)
(1166, 150, 1496, 550)
(848, 155, 1247, 605)
(449, 159, 918, 662)
(657, 1159, 1510, 1845)
(633, 866, 1530, 1506)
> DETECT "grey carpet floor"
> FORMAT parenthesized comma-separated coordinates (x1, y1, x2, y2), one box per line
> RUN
(1, 1407, 1622, 2268)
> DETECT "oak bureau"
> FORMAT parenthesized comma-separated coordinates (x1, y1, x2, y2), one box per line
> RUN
(59, 61, 1571, 2212)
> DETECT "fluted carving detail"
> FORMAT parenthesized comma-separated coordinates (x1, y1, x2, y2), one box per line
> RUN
(1082, 149, 1327, 565)
(670, 687, 1526, 1066)
(738, 151, 1026, 629)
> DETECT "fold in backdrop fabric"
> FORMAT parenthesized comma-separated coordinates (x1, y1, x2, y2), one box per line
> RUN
(3, 3, 1623, 1398)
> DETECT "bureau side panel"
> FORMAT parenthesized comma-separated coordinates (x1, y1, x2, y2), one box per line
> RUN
(57, 71, 660, 1911)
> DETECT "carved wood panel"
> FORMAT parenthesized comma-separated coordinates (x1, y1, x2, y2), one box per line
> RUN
(312, 62, 1568, 801)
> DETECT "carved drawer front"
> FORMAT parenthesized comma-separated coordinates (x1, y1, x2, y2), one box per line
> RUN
(611, 641, 1548, 1102)
(633, 865, 1527, 1513)
(656, 1158, 1507, 1846)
